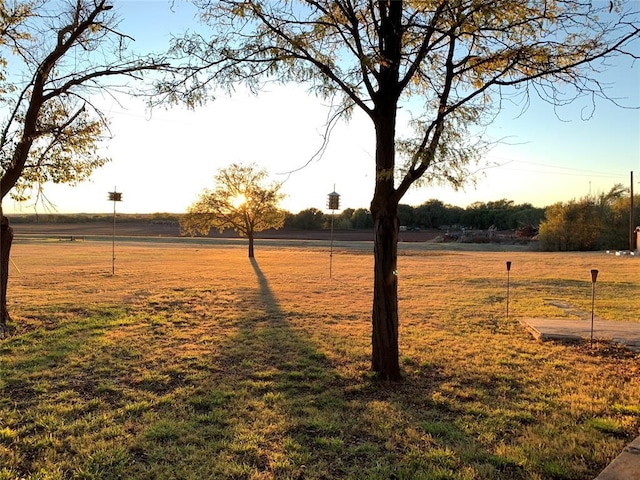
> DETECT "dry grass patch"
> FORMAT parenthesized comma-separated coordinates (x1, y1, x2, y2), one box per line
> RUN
(0, 241, 638, 479)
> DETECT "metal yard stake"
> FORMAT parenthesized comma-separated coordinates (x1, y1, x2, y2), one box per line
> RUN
(506, 261, 512, 319)
(590, 269, 598, 347)
(108, 188, 122, 275)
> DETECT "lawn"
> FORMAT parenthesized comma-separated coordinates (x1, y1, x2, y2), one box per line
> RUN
(1, 239, 639, 479)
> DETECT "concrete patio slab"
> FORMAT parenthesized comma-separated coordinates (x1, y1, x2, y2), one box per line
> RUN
(521, 317, 640, 352)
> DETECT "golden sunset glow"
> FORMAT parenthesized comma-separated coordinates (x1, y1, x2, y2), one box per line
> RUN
(230, 193, 247, 208)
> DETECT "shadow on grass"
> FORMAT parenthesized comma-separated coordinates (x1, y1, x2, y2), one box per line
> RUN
(134, 257, 527, 479)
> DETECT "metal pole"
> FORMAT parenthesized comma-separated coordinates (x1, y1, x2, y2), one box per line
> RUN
(590, 269, 598, 347)
(112, 189, 116, 275)
(506, 261, 512, 319)
(327, 186, 339, 278)
(107, 188, 122, 276)
(330, 210, 334, 278)
(630, 171, 634, 252)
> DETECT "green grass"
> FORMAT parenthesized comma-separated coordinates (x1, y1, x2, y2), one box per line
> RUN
(1, 242, 639, 479)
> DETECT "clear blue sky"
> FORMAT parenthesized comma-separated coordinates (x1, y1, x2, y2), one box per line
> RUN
(5, 0, 639, 215)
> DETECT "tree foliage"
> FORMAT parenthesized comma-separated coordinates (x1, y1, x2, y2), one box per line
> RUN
(162, 0, 639, 187)
(539, 199, 600, 251)
(0, 0, 165, 205)
(351, 207, 373, 229)
(160, 0, 640, 380)
(181, 163, 286, 257)
(539, 185, 639, 251)
(284, 207, 325, 230)
(459, 199, 544, 230)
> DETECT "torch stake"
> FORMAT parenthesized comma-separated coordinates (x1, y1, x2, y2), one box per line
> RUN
(590, 269, 598, 347)
(506, 261, 512, 319)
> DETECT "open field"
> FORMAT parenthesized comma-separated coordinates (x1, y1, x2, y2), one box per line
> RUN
(1, 239, 639, 479)
(10, 221, 443, 242)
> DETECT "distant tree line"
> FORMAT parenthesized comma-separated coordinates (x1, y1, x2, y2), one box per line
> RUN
(539, 185, 639, 251)
(284, 191, 640, 252)
(283, 207, 374, 230)
(9, 201, 543, 231)
(7, 213, 180, 224)
(8, 189, 639, 252)
(284, 199, 545, 231)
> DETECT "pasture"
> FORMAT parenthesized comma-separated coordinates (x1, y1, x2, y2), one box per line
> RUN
(1, 239, 639, 479)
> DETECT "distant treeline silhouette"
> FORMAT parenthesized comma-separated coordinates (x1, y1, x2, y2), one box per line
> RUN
(7, 200, 543, 230)
(8, 192, 639, 252)
(284, 199, 545, 231)
(7, 212, 181, 224)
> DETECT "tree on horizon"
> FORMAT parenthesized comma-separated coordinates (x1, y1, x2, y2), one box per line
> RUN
(181, 163, 286, 258)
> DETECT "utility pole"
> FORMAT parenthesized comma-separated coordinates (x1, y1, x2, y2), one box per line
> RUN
(630, 171, 634, 252)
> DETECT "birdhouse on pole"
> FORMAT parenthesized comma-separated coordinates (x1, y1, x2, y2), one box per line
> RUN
(327, 190, 340, 211)
(107, 188, 122, 275)
(108, 191, 122, 202)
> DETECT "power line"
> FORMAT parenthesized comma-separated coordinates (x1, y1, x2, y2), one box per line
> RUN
(488, 156, 630, 179)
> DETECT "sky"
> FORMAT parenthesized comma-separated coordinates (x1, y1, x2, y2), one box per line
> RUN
(4, 0, 639, 215)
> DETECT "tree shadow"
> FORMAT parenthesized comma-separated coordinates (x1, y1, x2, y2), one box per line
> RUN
(249, 257, 283, 318)
(181, 257, 525, 479)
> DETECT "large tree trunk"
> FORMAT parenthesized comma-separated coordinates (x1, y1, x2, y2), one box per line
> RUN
(371, 205, 401, 380)
(368, 0, 403, 381)
(1, 212, 13, 336)
(370, 97, 402, 380)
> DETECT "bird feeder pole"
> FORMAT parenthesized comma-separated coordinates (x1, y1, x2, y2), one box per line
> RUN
(327, 187, 340, 278)
(108, 188, 122, 275)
